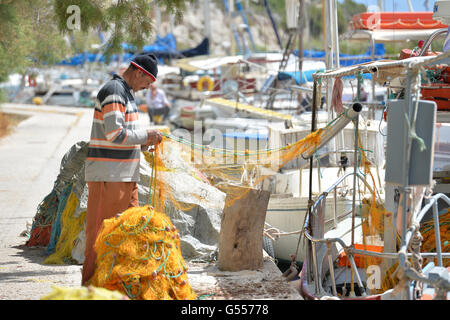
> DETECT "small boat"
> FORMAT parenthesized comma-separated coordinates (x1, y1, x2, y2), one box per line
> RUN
(297, 50, 450, 301)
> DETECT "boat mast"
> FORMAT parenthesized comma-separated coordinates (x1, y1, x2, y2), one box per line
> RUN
(203, 0, 211, 41)
(377, 0, 383, 11)
(298, 0, 304, 81)
(406, 0, 414, 11)
(154, 2, 161, 36)
(324, 0, 342, 165)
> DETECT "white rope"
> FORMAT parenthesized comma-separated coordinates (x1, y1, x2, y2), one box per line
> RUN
(264, 222, 302, 240)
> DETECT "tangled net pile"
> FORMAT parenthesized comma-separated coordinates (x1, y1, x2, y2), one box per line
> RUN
(89, 205, 196, 300)
(41, 285, 128, 300)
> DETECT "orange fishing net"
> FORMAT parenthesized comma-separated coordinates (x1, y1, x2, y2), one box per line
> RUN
(146, 128, 324, 211)
(89, 205, 196, 300)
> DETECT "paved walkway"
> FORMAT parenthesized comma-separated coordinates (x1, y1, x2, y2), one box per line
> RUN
(0, 103, 94, 299)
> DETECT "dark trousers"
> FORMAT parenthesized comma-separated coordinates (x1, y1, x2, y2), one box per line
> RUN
(148, 106, 169, 123)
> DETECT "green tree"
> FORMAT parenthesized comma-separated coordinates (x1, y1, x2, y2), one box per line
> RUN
(53, 0, 193, 57)
(308, 0, 367, 39)
(0, 0, 193, 83)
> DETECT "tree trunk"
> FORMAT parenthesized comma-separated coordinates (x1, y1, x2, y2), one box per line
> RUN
(218, 186, 270, 271)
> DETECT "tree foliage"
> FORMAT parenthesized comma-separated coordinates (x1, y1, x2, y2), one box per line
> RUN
(0, 0, 192, 82)
(309, 0, 367, 39)
(53, 0, 193, 57)
(0, 0, 68, 81)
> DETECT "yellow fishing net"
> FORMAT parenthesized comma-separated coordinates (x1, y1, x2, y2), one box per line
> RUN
(41, 285, 128, 300)
(145, 127, 324, 212)
(43, 191, 86, 265)
(420, 208, 450, 268)
(89, 205, 196, 300)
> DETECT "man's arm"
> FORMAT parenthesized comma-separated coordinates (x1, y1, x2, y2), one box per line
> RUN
(101, 94, 148, 146)
(141, 129, 163, 151)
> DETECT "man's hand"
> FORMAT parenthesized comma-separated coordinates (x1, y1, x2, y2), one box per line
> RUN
(141, 129, 163, 152)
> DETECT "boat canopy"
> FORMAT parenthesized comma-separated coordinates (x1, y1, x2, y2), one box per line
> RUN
(176, 55, 244, 72)
(343, 11, 448, 43)
(342, 28, 448, 43)
(351, 12, 448, 31)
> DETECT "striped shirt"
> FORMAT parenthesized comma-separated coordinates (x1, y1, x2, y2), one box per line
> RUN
(85, 74, 148, 182)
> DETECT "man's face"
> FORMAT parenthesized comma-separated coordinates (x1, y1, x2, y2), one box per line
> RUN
(133, 70, 154, 92)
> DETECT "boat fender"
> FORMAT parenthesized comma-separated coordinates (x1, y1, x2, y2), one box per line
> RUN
(197, 76, 214, 92)
(28, 76, 37, 87)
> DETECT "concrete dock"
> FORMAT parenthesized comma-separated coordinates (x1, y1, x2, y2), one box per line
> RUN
(0, 102, 302, 300)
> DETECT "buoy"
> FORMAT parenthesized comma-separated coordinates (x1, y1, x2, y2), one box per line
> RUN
(32, 97, 43, 105)
(196, 75, 214, 92)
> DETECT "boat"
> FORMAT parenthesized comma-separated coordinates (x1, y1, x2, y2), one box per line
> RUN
(259, 3, 450, 300)
(297, 50, 450, 300)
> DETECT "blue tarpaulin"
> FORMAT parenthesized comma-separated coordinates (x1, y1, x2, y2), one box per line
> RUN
(278, 69, 325, 84)
(295, 43, 385, 67)
(278, 44, 386, 84)
(59, 33, 209, 66)
(278, 69, 373, 85)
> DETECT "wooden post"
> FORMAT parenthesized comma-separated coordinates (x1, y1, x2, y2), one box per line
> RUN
(218, 186, 270, 271)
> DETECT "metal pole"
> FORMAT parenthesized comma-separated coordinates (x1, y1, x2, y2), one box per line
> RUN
(203, 0, 211, 40)
(229, 0, 235, 55)
(398, 69, 420, 300)
(327, 243, 338, 296)
(377, 0, 383, 11)
(309, 79, 318, 198)
(154, 3, 161, 35)
(432, 201, 443, 266)
(349, 253, 365, 294)
(331, 0, 340, 69)
(307, 78, 319, 286)
(350, 73, 362, 296)
(301, 102, 363, 159)
(406, 0, 414, 12)
(311, 241, 320, 294)
(298, 0, 304, 77)
(334, 187, 338, 229)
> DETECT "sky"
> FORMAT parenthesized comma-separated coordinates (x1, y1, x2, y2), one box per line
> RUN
(346, 0, 433, 12)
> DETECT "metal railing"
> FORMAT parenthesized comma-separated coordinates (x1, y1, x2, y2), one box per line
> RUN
(397, 193, 450, 296)
(303, 171, 374, 295)
(302, 172, 450, 297)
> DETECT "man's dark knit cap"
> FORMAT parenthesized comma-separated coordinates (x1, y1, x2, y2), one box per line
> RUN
(130, 53, 158, 81)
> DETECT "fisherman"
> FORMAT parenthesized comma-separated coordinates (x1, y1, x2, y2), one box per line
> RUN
(146, 82, 171, 124)
(82, 53, 163, 285)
